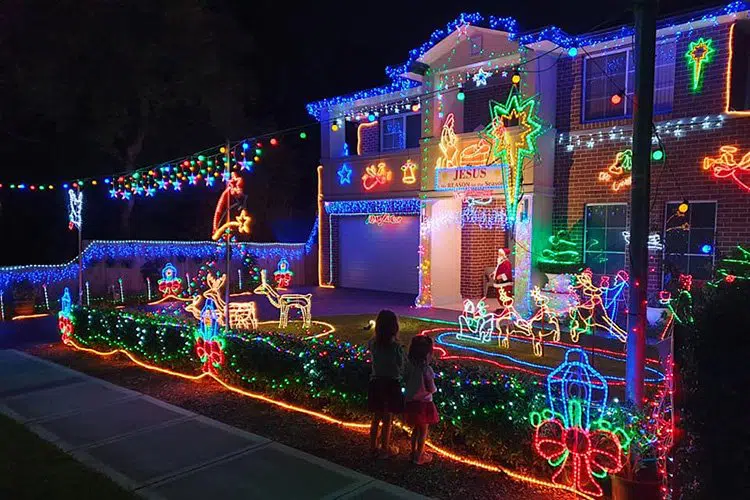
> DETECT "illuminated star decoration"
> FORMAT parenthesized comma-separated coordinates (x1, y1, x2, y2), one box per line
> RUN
(337, 163, 352, 185)
(135, 185, 145, 196)
(67, 189, 83, 231)
(108, 188, 117, 199)
(472, 68, 492, 87)
(480, 92, 544, 228)
(122, 190, 132, 200)
(222, 171, 231, 183)
(157, 179, 168, 190)
(205, 175, 215, 187)
(685, 37, 715, 92)
(145, 187, 156, 197)
(188, 173, 198, 185)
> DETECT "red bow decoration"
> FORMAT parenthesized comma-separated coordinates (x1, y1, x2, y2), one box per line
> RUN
(195, 337, 224, 375)
(58, 316, 73, 344)
(158, 279, 182, 296)
(534, 411, 623, 497)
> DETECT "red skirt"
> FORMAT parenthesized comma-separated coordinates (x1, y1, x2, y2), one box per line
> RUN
(404, 400, 439, 425)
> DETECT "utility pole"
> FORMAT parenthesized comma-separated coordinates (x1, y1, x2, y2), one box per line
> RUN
(224, 141, 231, 330)
(627, 0, 658, 406)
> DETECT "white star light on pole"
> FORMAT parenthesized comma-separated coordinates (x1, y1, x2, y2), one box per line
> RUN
(472, 68, 492, 87)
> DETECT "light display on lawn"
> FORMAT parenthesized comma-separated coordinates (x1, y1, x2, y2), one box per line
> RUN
(67, 189, 83, 230)
(273, 258, 294, 289)
(194, 298, 225, 375)
(528, 288, 562, 356)
(686, 37, 716, 92)
(361, 162, 393, 191)
(496, 288, 532, 349)
(156, 263, 184, 301)
(659, 274, 694, 325)
(185, 274, 258, 331)
(480, 92, 544, 227)
(598, 149, 632, 192)
(458, 299, 496, 342)
(253, 270, 312, 328)
(710, 245, 750, 286)
(530, 349, 625, 497)
(58, 287, 73, 345)
(569, 270, 628, 342)
(702, 145, 750, 192)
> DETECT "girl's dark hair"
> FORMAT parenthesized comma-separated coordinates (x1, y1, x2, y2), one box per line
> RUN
(374, 310, 399, 347)
(408, 335, 433, 364)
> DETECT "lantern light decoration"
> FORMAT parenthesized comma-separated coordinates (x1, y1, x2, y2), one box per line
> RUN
(530, 349, 626, 497)
(273, 258, 295, 289)
(58, 288, 74, 345)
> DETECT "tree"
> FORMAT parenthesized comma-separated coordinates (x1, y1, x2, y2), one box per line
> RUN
(0, 0, 257, 235)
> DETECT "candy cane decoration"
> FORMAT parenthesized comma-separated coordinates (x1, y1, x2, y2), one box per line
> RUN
(43, 284, 50, 311)
(146, 277, 152, 301)
(118, 278, 124, 304)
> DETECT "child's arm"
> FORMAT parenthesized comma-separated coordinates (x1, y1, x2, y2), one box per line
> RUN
(424, 366, 437, 394)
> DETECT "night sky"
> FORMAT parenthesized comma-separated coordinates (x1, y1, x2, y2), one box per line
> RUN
(0, 0, 725, 265)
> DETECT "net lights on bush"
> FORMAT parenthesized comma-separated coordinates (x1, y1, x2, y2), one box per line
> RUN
(686, 37, 716, 92)
(530, 349, 626, 497)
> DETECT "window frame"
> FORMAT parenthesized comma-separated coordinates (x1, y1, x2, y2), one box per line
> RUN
(662, 200, 718, 284)
(379, 112, 419, 152)
(583, 202, 629, 275)
(581, 40, 676, 122)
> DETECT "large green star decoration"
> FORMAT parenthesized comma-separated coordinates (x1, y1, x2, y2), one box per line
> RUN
(480, 92, 544, 226)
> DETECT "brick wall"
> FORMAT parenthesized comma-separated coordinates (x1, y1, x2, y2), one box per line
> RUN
(460, 199, 507, 297)
(556, 24, 730, 134)
(358, 122, 380, 155)
(463, 76, 513, 132)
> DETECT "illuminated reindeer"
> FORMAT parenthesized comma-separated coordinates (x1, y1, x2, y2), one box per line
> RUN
(528, 287, 562, 357)
(495, 287, 533, 350)
(253, 270, 312, 328)
(185, 274, 258, 331)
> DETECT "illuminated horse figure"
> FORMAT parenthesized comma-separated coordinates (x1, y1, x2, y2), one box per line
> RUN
(495, 287, 533, 350)
(457, 299, 496, 343)
(185, 274, 258, 331)
(568, 271, 628, 343)
(528, 287, 562, 357)
(253, 270, 312, 328)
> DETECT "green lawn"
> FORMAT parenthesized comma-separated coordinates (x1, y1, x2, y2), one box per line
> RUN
(0, 414, 135, 499)
(255, 314, 447, 346)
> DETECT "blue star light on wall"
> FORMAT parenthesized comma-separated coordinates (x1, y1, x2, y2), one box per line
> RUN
(337, 164, 352, 185)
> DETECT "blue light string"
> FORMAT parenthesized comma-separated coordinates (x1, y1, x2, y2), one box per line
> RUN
(434, 332, 664, 383)
(324, 198, 421, 215)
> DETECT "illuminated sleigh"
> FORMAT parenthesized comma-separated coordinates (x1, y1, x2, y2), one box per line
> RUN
(457, 299, 496, 343)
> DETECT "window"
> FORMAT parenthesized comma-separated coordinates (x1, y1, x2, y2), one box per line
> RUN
(380, 114, 421, 152)
(462, 80, 513, 132)
(469, 34, 483, 56)
(583, 40, 676, 121)
(663, 201, 716, 281)
(584, 204, 628, 275)
(728, 20, 750, 111)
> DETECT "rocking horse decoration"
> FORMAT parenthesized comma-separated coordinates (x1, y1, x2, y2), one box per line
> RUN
(185, 274, 257, 331)
(149, 263, 190, 305)
(568, 270, 628, 343)
(457, 299, 496, 343)
(253, 270, 312, 328)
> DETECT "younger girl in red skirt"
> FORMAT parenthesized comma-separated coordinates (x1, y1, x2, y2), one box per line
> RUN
(404, 335, 439, 464)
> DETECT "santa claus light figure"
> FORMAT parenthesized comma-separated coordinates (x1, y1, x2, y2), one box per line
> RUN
(493, 248, 513, 308)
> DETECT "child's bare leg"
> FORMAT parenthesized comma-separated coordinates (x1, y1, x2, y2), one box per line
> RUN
(416, 424, 429, 461)
(370, 414, 382, 452)
(410, 426, 418, 460)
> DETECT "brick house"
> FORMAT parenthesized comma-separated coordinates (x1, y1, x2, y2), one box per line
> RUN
(307, 3, 750, 314)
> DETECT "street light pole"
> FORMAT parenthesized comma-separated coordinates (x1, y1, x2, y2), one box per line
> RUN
(627, 0, 658, 406)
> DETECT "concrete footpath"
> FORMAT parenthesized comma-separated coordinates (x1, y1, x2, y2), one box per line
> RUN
(0, 349, 428, 500)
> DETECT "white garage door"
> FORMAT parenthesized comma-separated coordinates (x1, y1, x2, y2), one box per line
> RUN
(339, 215, 419, 294)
